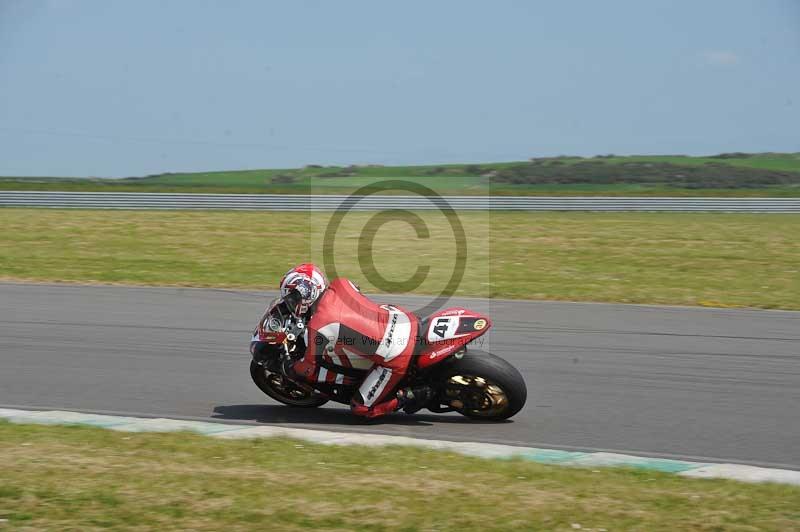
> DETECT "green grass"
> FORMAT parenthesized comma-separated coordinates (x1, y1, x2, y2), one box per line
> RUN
(1, 209, 799, 309)
(1, 421, 798, 531)
(2, 152, 800, 195)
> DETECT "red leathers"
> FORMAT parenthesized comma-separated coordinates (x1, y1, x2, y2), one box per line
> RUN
(291, 278, 418, 418)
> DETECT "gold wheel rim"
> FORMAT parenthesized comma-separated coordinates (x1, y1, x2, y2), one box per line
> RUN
(446, 375, 509, 417)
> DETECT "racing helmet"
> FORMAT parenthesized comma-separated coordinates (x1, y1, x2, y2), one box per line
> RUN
(279, 263, 328, 316)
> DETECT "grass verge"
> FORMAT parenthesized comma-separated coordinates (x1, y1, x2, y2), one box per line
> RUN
(1, 421, 799, 531)
(1, 209, 799, 309)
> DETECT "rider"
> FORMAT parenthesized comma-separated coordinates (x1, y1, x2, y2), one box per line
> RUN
(276, 263, 431, 418)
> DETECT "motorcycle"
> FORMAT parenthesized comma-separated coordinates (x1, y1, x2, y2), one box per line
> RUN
(249, 296, 527, 421)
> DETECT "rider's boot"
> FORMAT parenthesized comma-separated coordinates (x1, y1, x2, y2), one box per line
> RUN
(397, 385, 433, 414)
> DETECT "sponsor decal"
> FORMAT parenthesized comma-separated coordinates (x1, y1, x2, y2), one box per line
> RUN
(384, 312, 398, 347)
(428, 347, 452, 359)
(473, 319, 487, 331)
(366, 367, 389, 400)
(376, 306, 412, 360)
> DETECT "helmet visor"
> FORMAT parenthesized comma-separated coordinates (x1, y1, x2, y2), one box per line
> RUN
(283, 288, 304, 317)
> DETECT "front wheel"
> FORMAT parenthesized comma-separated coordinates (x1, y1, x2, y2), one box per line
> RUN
(249, 360, 329, 408)
(436, 350, 527, 421)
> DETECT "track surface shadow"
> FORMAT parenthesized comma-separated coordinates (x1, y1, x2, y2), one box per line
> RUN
(212, 404, 511, 427)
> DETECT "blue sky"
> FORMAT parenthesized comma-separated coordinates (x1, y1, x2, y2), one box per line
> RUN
(1, 0, 798, 177)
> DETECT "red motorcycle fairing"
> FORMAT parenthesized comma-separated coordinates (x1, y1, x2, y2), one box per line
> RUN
(252, 298, 289, 346)
(415, 307, 492, 369)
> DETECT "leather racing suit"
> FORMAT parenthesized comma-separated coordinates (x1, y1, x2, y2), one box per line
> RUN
(289, 278, 419, 418)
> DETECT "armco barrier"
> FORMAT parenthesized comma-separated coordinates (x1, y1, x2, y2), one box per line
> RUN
(1, 191, 799, 212)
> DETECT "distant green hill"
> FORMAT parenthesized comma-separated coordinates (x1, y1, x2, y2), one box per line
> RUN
(2, 152, 800, 196)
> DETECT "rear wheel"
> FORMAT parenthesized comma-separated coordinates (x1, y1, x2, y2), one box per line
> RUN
(249, 360, 329, 408)
(437, 350, 527, 420)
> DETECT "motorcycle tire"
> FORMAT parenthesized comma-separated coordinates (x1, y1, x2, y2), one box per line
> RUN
(437, 350, 527, 421)
(249, 360, 329, 408)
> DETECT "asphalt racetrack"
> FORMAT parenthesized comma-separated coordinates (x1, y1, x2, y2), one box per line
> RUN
(1, 283, 798, 469)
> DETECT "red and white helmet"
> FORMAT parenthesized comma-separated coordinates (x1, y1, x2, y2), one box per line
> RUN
(279, 263, 328, 316)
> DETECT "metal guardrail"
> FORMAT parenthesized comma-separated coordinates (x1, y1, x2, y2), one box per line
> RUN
(1, 191, 799, 212)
